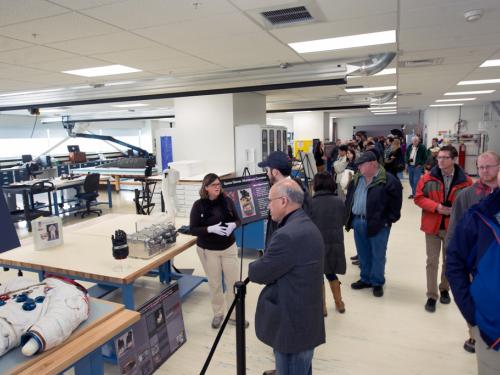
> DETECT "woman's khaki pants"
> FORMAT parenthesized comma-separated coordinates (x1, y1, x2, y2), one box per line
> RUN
(197, 243, 239, 319)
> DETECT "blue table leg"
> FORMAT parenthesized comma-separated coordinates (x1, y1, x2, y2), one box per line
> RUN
(121, 284, 135, 310)
(52, 191, 59, 216)
(107, 180, 112, 208)
(158, 261, 172, 284)
(73, 348, 104, 375)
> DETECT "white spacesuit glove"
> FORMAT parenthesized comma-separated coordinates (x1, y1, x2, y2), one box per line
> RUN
(21, 338, 40, 356)
(207, 222, 227, 236)
(225, 222, 237, 236)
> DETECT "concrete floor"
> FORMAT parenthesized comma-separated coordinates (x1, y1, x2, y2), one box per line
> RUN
(4, 180, 476, 375)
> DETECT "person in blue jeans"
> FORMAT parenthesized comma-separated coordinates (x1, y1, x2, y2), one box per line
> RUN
(405, 136, 428, 198)
(345, 151, 403, 297)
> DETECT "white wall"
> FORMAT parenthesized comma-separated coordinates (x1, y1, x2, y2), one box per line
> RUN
(336, 114, 420, 142)
(424, 105, 500, 152)
(292, 111, 326, 141)
(174, 94, 235, 172)
(233, 92, 266, 125)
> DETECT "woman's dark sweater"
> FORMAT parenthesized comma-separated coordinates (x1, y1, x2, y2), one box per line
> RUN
(189, 194, 240, 250)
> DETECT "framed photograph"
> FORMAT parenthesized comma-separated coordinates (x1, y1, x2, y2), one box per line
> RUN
(32, 216, 63, 250)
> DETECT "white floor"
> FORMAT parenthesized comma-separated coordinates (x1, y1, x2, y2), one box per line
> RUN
(5, 180, 477, 375)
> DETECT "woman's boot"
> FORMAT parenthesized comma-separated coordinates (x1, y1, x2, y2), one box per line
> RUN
(322, 283, 328, 317)
(329, 280, 345, 313)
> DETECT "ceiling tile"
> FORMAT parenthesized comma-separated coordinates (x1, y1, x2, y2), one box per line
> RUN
(0, 46, 79, 64)
(48, 0, 127, 10)
(47, 32, 161, 55)
(0, 0, 69, 27)
(0, 35, 34, 52)
(134, 12, 263, 46)
(0, 12, 120, 44)
(90, 46, 199, 66)
(81, 0, 236, 30)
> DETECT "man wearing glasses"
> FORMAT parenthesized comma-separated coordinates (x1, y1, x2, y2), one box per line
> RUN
(445, 151, 499, 354)
(414, 145, 473, 313)
(249, 179, 325, 375)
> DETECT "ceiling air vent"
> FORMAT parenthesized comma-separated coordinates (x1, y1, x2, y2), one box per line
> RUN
(399, 58, 444, 68)
(261, 6, 314, 26)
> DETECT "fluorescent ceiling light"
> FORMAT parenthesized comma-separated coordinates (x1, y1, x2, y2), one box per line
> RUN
(62, 64, 141, 77)
(457, 78, 500, 85)
(40, 108, 66, 113)
(480, 59, 500, 67)
(373, 112, 396, 115)
(429, 103, 464, 107)
(349, 68, 396, 79)
(345, 85, 397, 93)
(112, 103, 149, 108)
(370, 106, 396, 110)
(371, 101, 397, 105)
(445, 90, 495, 95)
(105, 80, 136, 86)
(374, 68, 396, 76)
(0, 88, 63, 97)
(371, 110, 397, 113)
(71, 85, 91, 90)
(288, 30, 396, 54)
(436, 98, 476, 102)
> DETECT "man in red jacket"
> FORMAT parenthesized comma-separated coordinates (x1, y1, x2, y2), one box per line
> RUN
(414, 145, 473, 313)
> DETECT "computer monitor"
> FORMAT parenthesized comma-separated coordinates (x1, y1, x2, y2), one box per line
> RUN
(38, 155, 52, 168)
(67, 145, 80, 152)
(22, 154, 33, 163)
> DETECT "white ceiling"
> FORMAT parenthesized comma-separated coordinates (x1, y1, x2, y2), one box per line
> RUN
(0, 0, 499, 120)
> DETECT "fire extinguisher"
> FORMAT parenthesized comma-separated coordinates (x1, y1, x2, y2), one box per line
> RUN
(458, 143, 466, 168)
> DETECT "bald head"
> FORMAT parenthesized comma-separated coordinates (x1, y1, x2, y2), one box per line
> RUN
(268, 179, 304, 222)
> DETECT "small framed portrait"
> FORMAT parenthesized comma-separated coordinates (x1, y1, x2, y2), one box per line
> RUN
(32, 216, 63, 250)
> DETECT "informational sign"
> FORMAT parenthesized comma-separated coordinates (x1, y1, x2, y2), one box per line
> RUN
(0, 187, 20, 253)
(33, 216, 63, 250)
(160, 136, 173, 172)
(221, 173, 270, 225)
(114, 283, 186, 375)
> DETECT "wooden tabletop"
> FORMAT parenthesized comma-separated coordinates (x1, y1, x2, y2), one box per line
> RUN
(4, 298, 140, 375)
(0, 214, 196, 284)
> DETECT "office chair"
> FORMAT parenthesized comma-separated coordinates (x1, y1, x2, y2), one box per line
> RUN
(75, 173, 102, 218)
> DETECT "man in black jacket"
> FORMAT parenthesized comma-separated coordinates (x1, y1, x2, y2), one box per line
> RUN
(345, 152, 403, 297)
(258, 151, 312, 246)
(249, 179, 325, 375)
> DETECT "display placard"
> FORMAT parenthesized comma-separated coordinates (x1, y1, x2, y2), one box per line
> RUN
(32, 216, 63, 250)
(114, 282, 186, 375)
(221, 173, 270, 225)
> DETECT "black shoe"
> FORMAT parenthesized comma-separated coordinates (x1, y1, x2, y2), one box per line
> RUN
(373, 286, 384, 297)
(352, 260, 360, 266)
(263, 371, 276, 375)
(350, 255, 359, 261)
(425, 298, 437, 312)
(439, 290, 451, 304)
(408, 194, 414, 199)
(463, 338, 476, 354)
(351, 280, 372, 290)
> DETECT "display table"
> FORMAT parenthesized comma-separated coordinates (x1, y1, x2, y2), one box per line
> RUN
(72, 166, 158, 191)
(0, 298, 140, 375)
(0, 214, 206, 309)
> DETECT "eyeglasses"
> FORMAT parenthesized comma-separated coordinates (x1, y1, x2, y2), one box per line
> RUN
(207, 182, 221, 188)
(436, 156, 452, 160)
(477, 164, 499, 171)
(268, 196, 286, 202)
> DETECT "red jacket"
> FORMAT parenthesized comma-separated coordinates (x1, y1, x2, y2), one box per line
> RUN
(414, 164, 472, 235)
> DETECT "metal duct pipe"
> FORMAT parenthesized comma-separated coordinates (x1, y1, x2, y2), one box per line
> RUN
(370, 92, 396, 104)
(347, 52, 396, 76)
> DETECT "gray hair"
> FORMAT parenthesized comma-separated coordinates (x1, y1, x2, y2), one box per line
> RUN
(478, 151, 499, 164)
(412, 136, 420, 142)
(274, 179, 304, 206)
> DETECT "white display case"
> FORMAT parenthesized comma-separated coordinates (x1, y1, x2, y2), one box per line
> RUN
(235, 124, 287, 176)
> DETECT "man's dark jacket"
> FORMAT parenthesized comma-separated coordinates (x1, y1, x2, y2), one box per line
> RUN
(345, 167, 403, 236)
(249, 209, 325, 353)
